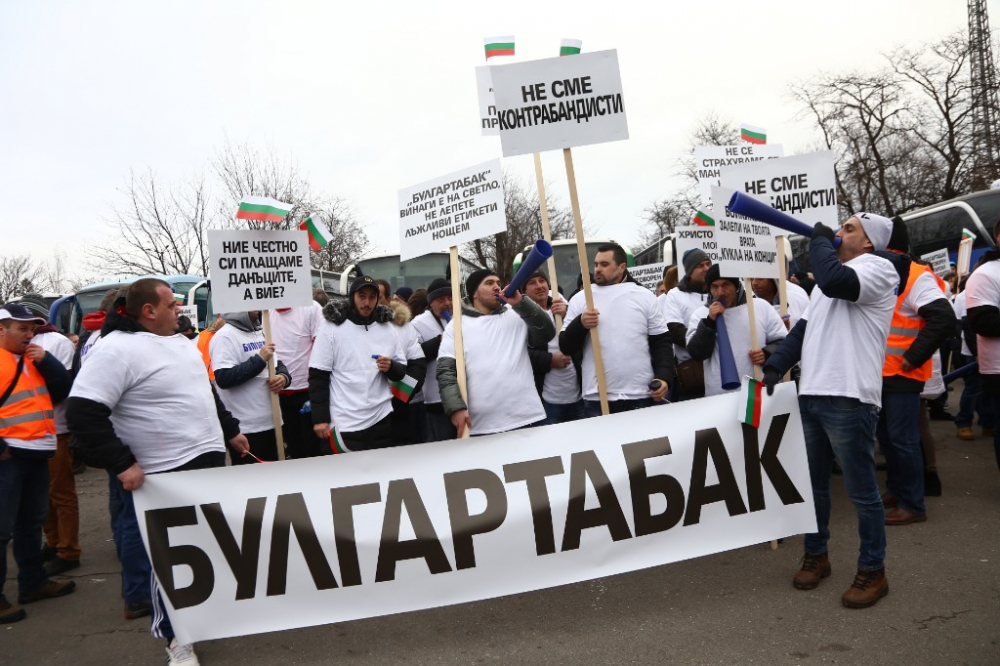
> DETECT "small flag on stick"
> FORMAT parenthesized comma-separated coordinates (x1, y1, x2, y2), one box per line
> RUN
(390, 375, 419, 402)
(693, 210, 715, 227)
(740, 124, 767, 145)
(738, 376, 765, 428)
(484, 36, 515, 59)
(236, 195, 293, 223)
(299, 214, 330, 251)
(329, 427, 349, 454)
(560, 38, 582, 56)
(962, 228, 976, 241)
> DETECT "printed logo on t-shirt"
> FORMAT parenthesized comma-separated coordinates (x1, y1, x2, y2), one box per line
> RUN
(242, 341, 266, 352)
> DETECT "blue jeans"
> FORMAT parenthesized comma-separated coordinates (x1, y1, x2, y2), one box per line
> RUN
(541, 399, 586, 425)
(799, 395, 886, 572)
(108, 471, 152, 605)
(0, 455, 50, 600)
(584, 397, 654, 418)
(877, 392, 925, 514)
(955, 354, 996, 429)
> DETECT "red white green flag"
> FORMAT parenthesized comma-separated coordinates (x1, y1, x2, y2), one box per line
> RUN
(560, 38, 582, 56)
(299, 214, 330, 251)
(738, 377, 765, 428)
(390, 375, 419, 403)
(484, 36, 515, 59)
(329, 427, 349, 454)
(962, 228, 976, 241)
(740, 124, 767, 145)
(235, 195, 293, 223)
(173, 293, 185, 304)
(693, 210, 715, 227)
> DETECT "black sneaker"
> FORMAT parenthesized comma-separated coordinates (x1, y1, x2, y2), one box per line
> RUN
(40, 545, 57, 563)
(44, 556, 80, 576)
(925, 471, 942, 497)
(124, 600, 152, 620)
(929, 410, 955, 422)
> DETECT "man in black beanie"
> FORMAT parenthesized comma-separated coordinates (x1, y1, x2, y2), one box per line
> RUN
(411, 278, 456, 441)
(437, 269, 555, 436)
(660, 248, 713, 400)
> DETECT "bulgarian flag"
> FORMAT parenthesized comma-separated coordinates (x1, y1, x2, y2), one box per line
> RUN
(962, 228, 976, 241)
(329, 427, 349, 454)
(390, 375, 419, 402)
(299, 214, 330, 251)
(484, 36, 515, 59)
(173, 293, 185, 304)
(693, 210, 715, 227)
(560, 38, 582, 56)
(740, 124, 767, 145)
(738, 377, 765, 428)
(235, 195, 293, 223)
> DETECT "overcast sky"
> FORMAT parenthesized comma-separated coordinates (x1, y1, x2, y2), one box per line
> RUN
(0, 0, 985, 283)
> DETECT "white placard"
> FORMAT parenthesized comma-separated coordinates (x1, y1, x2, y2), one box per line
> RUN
(207, 230, 313, 314)
(476, 66, 499, 136)
(675, 225, 719, 280)
(920, 248, 950, 277)
(718, 151, 839, 230)
(694, 144, 785, 206)
(398, 159, 506, 261)
(490, 50, 628, 157)
(712, 185, 780, 279)
(134, 385, 814, 644)
(177, 305, 198, 323)
(630, 262, 669, 291)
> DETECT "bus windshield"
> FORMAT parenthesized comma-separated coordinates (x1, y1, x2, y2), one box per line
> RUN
(355, 254, 455, 293)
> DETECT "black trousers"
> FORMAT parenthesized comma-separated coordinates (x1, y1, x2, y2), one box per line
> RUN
(279, 391, 325, 458)
(230, 429, 278, 465)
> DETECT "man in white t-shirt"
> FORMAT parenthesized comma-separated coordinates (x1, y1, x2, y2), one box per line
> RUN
(659, 249, 712, 400)
(270, 303, 325, 458)
(523, 270, 584, 424)
(686, 265, 786, 397)
(561, 244, 673, 416)
(438, 269, 555, 436)
(952, 271, 996, 442)
(875, 220, 955, 527)
(67, 278, 250, 664)
(308, 275, 426, 451)
(411, 278, 456, 442)
(211, 311, 292, 463)
(963, 219, 1000, 472)
(762, 213, 898, 610)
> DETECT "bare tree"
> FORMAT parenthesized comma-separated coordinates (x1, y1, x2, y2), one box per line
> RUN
(0, 255, 49, 304)
(635, 198, 691, 252)
(462, 173, 580, 284)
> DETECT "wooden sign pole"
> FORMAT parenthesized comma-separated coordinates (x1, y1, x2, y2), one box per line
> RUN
(744, 279, 761, 381)
(533, 152, 562, 328)
(449, 247, 471, 439)
(563, 148, 610, 415)
(261, 310, 287, 461)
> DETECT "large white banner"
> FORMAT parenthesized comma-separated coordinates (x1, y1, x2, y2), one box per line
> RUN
(490, 50, 628, 157)
(694, 144, 784, 206)
(207, 229, 314, 314)
(398, 159, 506, 261)
(134, 385, 814, 644)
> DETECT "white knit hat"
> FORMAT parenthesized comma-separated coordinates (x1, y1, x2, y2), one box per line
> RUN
(855, 212, 893, 252)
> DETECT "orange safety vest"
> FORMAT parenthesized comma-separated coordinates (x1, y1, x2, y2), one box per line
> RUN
(196, 330, 216, 381)
(882, 262, 946, 382)
(0, 349, 56, 441)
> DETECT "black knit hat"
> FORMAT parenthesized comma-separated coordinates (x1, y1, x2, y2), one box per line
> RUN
(521, 269, 548, 291)
(465, 268, 497, 301)
(427, 278, 452, 304)
(888, 216, 910, 253)
(349, 275, 380, 299)
(705, 264, 740, 292)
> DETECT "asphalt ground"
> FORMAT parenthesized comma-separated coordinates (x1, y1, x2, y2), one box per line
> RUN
(3, 394, 999, 666)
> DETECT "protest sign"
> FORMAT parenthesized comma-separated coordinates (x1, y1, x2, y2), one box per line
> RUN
(694, 144, 784, 206)
(398, 159, 505, 261)
(630, 262, 669, 291)
(134, 383, 814, 644)
(920, 248, 950, 277)
(208, 230, 313, 314)
(675, 225, 719, 279)
(177, 305, 198, 323)
(712, 185, 780, 279)
(476, 67, 499, 136)
(490, 50, 628, 157)
(718, 151, 839, 229)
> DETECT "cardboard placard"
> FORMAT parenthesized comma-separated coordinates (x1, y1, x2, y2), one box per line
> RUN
(694, 144, 785, 206)
(712, 185, 779, 279)
(630, 262, 669, 291)
(398, 159, 506, 262)
(207, 230, 313, 314)
(675, 225, 719, 280)
(476, 66, 499, 136)
(920, 248, 950, 277)
(490, 50, 628, 157)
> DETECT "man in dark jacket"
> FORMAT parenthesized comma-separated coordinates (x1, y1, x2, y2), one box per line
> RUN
(659, 248, 712, 399)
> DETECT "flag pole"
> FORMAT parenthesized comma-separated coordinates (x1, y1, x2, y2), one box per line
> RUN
(563, 147, 610, 415)
(261, 310, 287, 460)
(744, 279, 761, 382)
(449, 246, 471, 438)
(533, 153, 561, 328)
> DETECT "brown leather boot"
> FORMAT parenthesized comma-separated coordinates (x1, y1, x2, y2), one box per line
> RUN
(793, 552, 831, 590)
(841, 568, 889, 608)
